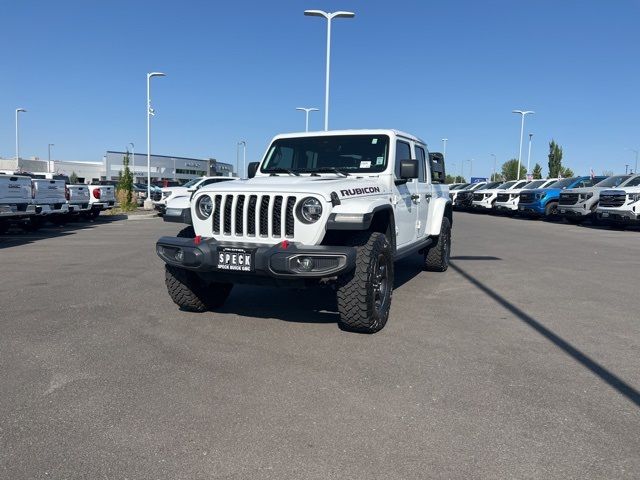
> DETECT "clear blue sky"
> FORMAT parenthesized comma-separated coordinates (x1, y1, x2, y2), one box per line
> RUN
(2, 0, 639, 178)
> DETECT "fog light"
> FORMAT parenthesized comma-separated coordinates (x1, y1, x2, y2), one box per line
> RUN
(297, 257, 314, 271)
(175, 249, 184, 262)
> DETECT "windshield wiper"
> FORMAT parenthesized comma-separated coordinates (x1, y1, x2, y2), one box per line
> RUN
(306, 167, 351, 177)
(267, 168, 299, 176)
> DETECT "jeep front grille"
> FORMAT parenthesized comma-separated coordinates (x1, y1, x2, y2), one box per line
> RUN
(211, 194, 297, 239)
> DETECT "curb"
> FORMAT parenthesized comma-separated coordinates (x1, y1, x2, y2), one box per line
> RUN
(126, 213, 160, 221)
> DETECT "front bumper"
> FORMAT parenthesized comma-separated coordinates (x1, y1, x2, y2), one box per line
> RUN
(596, 208, 640, 224)
(156, 236, 357, 282)
(163, 207, 191, 224)
(494, 201, 518, 211)
(558, 205, 590, 218)
(471, 200, 493, 210)
(518, 202, 544, 215)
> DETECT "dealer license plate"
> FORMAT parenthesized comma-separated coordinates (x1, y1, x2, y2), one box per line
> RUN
(216, 247, 254, 272)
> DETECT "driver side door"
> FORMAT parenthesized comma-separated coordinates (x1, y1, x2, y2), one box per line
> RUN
(392, 140, 419, 248)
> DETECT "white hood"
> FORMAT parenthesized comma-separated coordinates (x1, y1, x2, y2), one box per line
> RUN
(197, 175, 390, 202)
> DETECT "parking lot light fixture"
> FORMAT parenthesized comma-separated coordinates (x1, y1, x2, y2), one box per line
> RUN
(15, 108, 27, 162)
(296, 107, 319, 132)
(304, 9, 355, 131)
(48, 144, 54, 173)
(146, 72, 166, 205)
(441, 138, 448, 160)
(526, 133, 534, 175)
(628, 148, 639, 174)
(512, 110, 534, 180)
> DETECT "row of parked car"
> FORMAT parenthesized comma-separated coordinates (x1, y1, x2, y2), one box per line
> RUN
(450, 174, 640, 227)
(0, 172, 116, 233)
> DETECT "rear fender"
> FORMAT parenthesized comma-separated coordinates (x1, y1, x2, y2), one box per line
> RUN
(426, 197, 452, 236)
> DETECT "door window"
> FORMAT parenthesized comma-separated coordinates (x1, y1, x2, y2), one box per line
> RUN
(395, 141, 412, 178)
(415, 146, 427, 183)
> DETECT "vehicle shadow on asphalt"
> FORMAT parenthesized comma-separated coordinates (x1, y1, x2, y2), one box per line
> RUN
(449, 260, 640, 408)
(0, 215, 127, 249)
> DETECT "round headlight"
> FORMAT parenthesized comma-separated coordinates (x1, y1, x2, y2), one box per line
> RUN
(196, 195, 213, 219)
(298, 197, 323, 224)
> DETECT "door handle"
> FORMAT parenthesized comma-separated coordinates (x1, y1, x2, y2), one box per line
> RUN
(424, 193, 432, 199)
(410, 194, 420, 202)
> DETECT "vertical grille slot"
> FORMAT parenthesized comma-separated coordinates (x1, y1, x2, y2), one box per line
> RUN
(272, 196, 283, 237)
(247, 195, 257, 236)
(259, 196, 270, 236)
(285, 197, 296, 237)
(212, 195, 222, 234)
(223, 195, 233, 234)
(235, 195, 245, 235)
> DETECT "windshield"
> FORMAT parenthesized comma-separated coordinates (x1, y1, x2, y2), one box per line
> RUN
(261, 135, 390, 174)
(547, 178, 576, 189)
(181, 178, 202, 188)
(477, 182, 502, 190)
(523, 180, 546, 189)
(595, 175, 630, 188)
(467, 183, 486, 191)
(451, 183, 469, 190)
(622, 176, 640, 187)
(498, 181, 517, 189)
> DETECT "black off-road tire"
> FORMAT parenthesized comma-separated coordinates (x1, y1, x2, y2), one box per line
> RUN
(86, 209, 100, 220)
(25, 216, 43, 232)
(424, 216, 451, 272)
(165, 265, 233, 312)
(336, 232, 393, 334)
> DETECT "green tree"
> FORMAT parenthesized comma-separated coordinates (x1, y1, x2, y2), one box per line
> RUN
(548, 140, 564, 178)
(69, 171, 79, 184)
(560, 166, 574, 177)
(490, 172, 503, 182)
(446, 174, 466, 183)
(117, 152, 134, 209)
(501, 159, 527, 181)
(532, 163, 543, 179)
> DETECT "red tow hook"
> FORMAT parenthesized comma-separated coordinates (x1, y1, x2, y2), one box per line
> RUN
(194, 235, 202, 246)
(280, 240, 289, 249)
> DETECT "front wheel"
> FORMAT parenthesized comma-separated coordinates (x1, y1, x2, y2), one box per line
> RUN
(165, 265, 233, 312)
(544, 202, 559, 218)
(336, 232, 393, 334)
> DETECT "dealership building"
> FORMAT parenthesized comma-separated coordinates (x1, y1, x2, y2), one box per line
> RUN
(0, 152, 234, 184)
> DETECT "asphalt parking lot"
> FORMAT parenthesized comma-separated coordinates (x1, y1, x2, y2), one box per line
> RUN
(1, 213, 639, 479)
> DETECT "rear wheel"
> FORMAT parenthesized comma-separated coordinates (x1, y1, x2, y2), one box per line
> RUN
(544, 202, 559, 218)
(25, 216, 43, 232)
(336, 232, 393, 334)
(50, 214, 69, 226)
(424, 217, 451, 272)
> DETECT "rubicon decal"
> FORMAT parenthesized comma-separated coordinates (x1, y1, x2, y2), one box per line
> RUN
(340, 186, 381, 197)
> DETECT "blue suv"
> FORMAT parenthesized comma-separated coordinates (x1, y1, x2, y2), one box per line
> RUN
(518, 176, 607, 217)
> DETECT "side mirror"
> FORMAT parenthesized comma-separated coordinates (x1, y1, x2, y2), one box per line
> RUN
(399, 159, 419, 179)
(187, 187, 197, 193)
(248, 162, 259, 179)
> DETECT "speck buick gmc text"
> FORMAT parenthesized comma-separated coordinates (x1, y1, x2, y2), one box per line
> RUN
(156, 129, 452, 333)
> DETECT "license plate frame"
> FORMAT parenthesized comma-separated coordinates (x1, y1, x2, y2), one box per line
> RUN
(215, 247, 255, 273)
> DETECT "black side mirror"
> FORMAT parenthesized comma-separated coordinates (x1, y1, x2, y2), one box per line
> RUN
(399, 159, 419, 179)
(247, 162, 259, 179)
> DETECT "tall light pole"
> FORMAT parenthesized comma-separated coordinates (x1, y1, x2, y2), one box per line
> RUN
(237, 141, 246, 177)
(441, 138, 448, 159)
(128, 142, 135, 182)
(296, 107, 319, 132)
(304, 9, 355, 131)
(146, 72, 166, 207)
(490, 153, 497, 181)
(48, 143, 54, 173)
(512, 110, 534, 181)
(15, 108, 27, 162)
(526, 133, 534, 176)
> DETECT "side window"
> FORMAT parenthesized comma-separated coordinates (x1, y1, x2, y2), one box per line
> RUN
(415, 145, 427, 183)
(395, 141, 412, 178)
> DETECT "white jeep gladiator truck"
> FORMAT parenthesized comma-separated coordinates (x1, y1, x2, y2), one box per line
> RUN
(596, 174, 640, 228)
(0, 173, 37, 233)
(156, 129, 452, 333)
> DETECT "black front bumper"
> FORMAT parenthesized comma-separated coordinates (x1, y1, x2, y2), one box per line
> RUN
(156, 236, 357, 282)
(163, 207, 191, 224)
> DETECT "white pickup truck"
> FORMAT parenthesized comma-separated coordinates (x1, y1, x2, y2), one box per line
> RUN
(66, 185, 91, 216)
(156, 129, 452, 333)
(85, 184, 116, 219)
(0, 173, 36, 233)
(493, 178, 555, 213)
(596, 174, 640, 228)
(31, 178, 69, 227)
